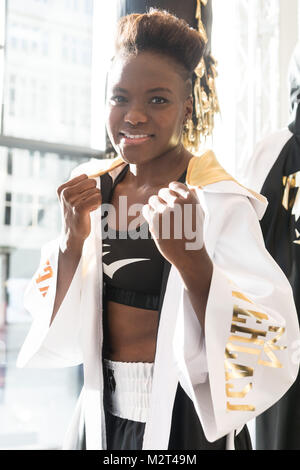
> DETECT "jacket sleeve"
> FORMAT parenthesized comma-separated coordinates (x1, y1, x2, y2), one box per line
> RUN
(16, 158, 90, 369)
(173, 192, 300, 442)
(16, 237, 83, 368)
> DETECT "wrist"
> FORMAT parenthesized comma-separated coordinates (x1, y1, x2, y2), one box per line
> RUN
(60, 231, 85, 255)
(175, 246, 213, 280)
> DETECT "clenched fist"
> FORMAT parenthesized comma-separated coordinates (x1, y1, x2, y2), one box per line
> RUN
(142, 181, 205, 269)
(57, 174, 102, 245)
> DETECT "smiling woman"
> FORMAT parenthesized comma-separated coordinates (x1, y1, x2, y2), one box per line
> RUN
(16, 8, 300, 452)
(106, 62, 185, 170)
(106, 52, 192, 165)
(105, 10, 199, 167)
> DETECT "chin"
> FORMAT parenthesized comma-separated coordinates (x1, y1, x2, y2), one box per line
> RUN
(119, 147, 156, 165)
(121, 155, 150, 165)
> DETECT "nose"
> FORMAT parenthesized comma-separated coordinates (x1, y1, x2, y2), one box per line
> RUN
(124, 103, 148, 126)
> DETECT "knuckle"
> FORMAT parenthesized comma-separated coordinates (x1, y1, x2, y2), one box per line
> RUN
(73, 173, 88, 182)
(59, 187, 67, 199)
(90, 188, 101, 198)
(86, 179, 97, 189)
(61, 187, 71, 199)
(90, 178, 97, 187)
(83, 188, 94, 198)
(57, 183, 69, 197)
(149, 195, 158, 204)
(158, 188, 169, 198)
(169, 181, 179, 189)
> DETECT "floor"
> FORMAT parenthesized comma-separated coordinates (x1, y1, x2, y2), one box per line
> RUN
(0, 323, 82, 450)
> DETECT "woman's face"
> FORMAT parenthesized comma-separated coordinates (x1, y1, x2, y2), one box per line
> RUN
(106, 51, 192, 164)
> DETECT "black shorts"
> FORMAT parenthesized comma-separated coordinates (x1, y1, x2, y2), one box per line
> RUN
(103, 361, 252, 451)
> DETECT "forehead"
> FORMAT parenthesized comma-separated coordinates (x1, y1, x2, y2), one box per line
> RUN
(107, 52, 185, 94)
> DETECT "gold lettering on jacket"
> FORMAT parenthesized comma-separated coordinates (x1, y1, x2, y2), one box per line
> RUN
(35, 260, 53, 297)
(232, 291, 254, 304)
(225, 296, 286, 412)
(258, 326, 286, 368)
(226, 382, 252, 398)
(226, 402, 256, 412)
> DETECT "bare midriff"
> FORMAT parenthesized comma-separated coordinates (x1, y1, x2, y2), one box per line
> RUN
(102, 158, 191, 364)
(103, 300, 159, 363)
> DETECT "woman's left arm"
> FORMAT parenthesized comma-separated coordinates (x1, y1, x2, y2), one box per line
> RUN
(143, 181, 212, 331)
(144, 182, 300, 441)
(171, 246, 213, 332)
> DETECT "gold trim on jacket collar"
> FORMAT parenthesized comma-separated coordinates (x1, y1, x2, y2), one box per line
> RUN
(186, 150, 233, 187)
(187, 151, 265, 203)
(88, 156, 124, 178)
(88, 150, 264, 203)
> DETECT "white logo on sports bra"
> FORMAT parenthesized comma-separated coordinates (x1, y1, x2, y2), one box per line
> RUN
(102, 245, 150, 279)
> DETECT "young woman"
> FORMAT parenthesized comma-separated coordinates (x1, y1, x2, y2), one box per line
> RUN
(17, 10, 299, 450)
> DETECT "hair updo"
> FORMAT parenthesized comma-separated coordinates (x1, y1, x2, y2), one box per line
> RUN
(114, 9, 205, 79)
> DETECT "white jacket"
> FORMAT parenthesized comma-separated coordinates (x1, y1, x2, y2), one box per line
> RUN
(17, 151, 300, 450)
(242, 128, 293, 192)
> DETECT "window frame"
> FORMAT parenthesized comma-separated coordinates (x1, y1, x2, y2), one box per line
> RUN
(0, 0, 106, 157)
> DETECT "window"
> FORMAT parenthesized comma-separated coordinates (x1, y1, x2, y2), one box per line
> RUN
(85, 0, 93, 15)
(4, 193, 12, 225)
(8, 75, 15, 116)
(212, 0, 299, 179)
(3, 0, 94, 146)
(6, 150, 12, 174)
(0, 0, 117, 450)
(0, 144, 92, 449)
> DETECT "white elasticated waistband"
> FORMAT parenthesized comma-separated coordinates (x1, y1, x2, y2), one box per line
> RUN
(103, 359, 154, 423)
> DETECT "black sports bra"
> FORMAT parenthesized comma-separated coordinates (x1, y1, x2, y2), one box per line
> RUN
(102, 222, 165, 310)
(101, 165, 187, 310)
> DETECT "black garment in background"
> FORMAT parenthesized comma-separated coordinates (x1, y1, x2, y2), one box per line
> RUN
(101, 165, 251, 450)
(256, 104, 300, 450)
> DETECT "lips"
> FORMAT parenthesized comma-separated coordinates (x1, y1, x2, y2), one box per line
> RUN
(119, 131, 154, 146)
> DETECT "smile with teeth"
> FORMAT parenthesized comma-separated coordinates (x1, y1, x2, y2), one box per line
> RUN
(119, 132, 153, 144)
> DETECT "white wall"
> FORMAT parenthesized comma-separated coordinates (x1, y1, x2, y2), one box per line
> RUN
(212, 0, 300, 179)
(278, 0, 299, 128)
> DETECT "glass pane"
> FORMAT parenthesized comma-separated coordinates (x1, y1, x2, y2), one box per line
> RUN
(0, 0, 5, 133)
(0, 145, 90, 449)
(3, 0, 94, 146)
(1, 146, 89, 322)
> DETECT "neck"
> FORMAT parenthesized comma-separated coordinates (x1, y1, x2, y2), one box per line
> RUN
(126, 144, 192, 188)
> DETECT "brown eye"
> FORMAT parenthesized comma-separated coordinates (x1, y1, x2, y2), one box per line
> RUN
(110, 96, 127, 104)
(150, 96, 168, 104)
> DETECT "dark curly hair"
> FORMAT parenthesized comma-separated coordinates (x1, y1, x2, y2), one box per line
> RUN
(114, 9, 205, 79)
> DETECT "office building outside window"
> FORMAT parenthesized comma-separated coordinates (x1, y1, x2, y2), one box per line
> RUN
(0, 0, 118, 450)
(3, 0, 93, 146)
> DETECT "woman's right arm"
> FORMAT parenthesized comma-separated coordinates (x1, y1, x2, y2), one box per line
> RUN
(17, 173, 101, 368)
(50, 174, 102, 325)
